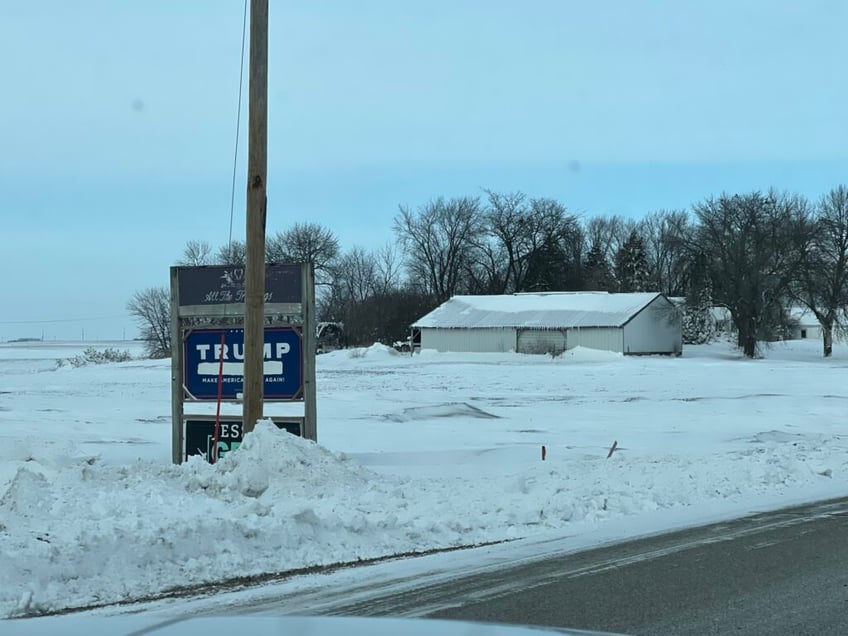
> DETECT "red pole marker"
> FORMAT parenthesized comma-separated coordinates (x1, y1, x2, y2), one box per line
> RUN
(211, 330, 226, 464)
(541, 445, 547, 461)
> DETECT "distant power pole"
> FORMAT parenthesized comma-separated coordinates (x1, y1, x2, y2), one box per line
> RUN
(243, 0, 269, 435)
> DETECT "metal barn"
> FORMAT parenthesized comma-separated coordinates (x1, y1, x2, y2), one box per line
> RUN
(412, 292, 682, 356)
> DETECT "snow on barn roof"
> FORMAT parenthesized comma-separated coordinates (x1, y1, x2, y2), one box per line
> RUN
(413, 292, 666, 329)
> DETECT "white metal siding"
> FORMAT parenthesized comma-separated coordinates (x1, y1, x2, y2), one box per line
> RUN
(565, 327, 624, 353)
(622, 296, 682, 354)
(800, 326, 822, 340)
(420, 327, 517, 352)
(516, 329, 567, 355)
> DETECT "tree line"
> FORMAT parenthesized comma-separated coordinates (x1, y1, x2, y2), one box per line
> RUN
(128, 186, 848, 359)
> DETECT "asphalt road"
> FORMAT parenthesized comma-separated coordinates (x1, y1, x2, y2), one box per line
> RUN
(315, 497, 848, 635)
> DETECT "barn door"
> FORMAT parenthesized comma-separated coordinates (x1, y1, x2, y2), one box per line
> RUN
(516, 329, 567, 355)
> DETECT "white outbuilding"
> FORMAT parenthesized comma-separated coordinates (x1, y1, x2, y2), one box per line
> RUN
(412, 292, 682, 355)
(787, 306, 823, 341)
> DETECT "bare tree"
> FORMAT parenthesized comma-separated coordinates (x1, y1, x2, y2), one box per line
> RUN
(319, 247, 371, 325)
(336, 287, 436, 347)
(639, 210, 691, 297)
(794, 185, 848, 356)
(484, 190, 529, 293)
(319, 243, 406, 335)
(335, 246, 379, 303)
(374, 243, 403, 295)
(692, 191, 813, 358)
(127, 287, 171, 359)
(484, 192, 579, 292)
(521, 198, 581, 291)
(394, 196, 483, 302)
(464, 234, 507, 294)
(179, 240, 213, 266)
(317, 244, 436, 347)
(584, 214, 636, 265)
(266, 222, 340, 284)
(216, 240, 247, 265)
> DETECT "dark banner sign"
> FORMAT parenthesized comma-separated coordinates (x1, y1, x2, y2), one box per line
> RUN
(183, 326, 303, 400)
(184, 418, 303, 462)
(175, 263, 302, 306)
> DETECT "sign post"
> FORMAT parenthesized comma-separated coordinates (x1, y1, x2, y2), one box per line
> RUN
(169, 263, 317, 464)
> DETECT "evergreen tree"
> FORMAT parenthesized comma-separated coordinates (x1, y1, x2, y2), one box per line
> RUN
(614, 229, 651, 292)
(582, 243, 615, 291)
(522, 235, 567, 291)
(682, 251, 717, 344)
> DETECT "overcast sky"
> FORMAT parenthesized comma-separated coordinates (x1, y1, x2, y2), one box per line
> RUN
(3, 0, 848, 340)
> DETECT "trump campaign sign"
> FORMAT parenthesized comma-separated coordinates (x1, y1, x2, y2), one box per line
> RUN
(183, 326, 303, 400)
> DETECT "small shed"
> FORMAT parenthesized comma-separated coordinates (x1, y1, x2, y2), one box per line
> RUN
(787, 306, 823, 341)
(412, 292, 681, 355)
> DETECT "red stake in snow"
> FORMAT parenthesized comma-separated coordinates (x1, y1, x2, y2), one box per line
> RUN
(211, 330, 227, 464)
(541, 445, 547, 461)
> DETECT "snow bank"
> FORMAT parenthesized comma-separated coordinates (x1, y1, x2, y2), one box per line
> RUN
(556, 345, 623, 362)
(322, 343, 402, 363)
(3, 420, 846, 617)
(1, 423, 379, 616)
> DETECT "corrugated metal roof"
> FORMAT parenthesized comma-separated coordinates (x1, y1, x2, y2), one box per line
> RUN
(414, 292, 664, 329)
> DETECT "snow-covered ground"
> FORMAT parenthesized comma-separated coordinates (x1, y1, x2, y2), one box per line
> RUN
(1, 338, 847, 618)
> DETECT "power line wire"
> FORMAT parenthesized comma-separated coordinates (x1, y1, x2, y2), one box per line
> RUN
(0, 316, 127, 325)
(228, 0, 249, 248)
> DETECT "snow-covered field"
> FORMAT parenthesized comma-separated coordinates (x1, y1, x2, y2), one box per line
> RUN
(1, 338, 847, 618)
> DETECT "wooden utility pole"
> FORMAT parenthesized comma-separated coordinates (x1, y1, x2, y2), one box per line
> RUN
(243, 0, 269, 435)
